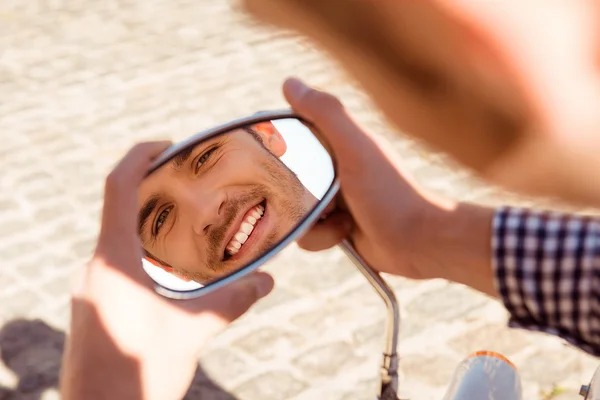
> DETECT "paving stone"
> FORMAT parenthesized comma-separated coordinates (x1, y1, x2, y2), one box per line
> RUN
(405, 283, 491, 323)
(12, 172, 54, 188)
(24, 186, 66, 203)
(0, 291, 40, 320)
(47, 220, 88, 239)
(38, 275, 72, 298)
(0, 199, 20, 214)
(15, 256, 54, 281)
(69, 237, 98, 259)
(232, 326, 306, 361)
(291, 341, 363, 380)
(248, 285, 300, 315)
(280, 250, 358, 294)
(338, 272, 398, 303)
(33, 202, 75, 224)
(542, 390, 585, 400)
(199, 348, 252, 385)
(0, 242, 40, 260)
(338, 380, 381, 400)
(400, 315, 436, 341)
(400, 353, 460, 388)
(0, 273, 19, 295)
(75, 189, 103, 206)
(353, 319, 385, 347)
(234, 371, 307, 400)
(294, 379, 378, 400)
(448, 323, 531, 357)
(290, 296, 382, 337)
(0, 218, 34, 237)
(520, 348, 581, 389)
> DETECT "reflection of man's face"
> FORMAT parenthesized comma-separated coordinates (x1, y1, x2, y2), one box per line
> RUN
(138, 124, 316, 283)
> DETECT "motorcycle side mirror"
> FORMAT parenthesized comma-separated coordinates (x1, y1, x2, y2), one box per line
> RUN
(139, 109, 400, 399)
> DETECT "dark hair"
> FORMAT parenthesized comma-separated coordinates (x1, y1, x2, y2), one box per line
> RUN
(243, 126, 264, 145)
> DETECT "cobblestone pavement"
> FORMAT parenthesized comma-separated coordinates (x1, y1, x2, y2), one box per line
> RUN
(0, 1, 599, 399)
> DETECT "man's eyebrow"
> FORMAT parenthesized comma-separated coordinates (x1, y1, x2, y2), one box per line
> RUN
(138, 193, 160, 240)
(171, 146, 194, 171)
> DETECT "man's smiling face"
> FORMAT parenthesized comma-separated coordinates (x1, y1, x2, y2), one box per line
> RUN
(137, 124, 316, 283)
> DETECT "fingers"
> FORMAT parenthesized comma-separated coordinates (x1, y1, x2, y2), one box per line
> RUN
(192, 271, 275, 323)
(297, 211, 353, 251)
(283, 77, 345, 125)
(99, 141, 172, 240)
(109, 141, 172, 182)
(282, 77, 376, 170)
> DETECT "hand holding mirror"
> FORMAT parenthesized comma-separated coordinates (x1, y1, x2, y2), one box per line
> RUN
(138, 109, 399, 398)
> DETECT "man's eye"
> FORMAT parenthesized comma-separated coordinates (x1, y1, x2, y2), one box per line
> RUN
(154, 208, 171, 235)
(195, 148, 218, 173)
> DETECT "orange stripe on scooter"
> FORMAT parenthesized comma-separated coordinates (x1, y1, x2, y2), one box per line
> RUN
(467, 350, 517, 370)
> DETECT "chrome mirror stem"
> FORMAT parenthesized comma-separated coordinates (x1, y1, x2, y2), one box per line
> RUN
(339, 240, 400, 398)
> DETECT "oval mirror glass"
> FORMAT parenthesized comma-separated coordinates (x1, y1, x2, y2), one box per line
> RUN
(138, 115, 337, 295)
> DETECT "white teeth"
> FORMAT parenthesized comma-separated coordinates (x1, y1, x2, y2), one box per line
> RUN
(241, 222, 254, 235)
(235, 232, 249, 244)
(226, 203, 266, 256)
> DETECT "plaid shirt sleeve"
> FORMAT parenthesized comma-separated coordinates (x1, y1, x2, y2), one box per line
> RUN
(493, 206, 600, 356)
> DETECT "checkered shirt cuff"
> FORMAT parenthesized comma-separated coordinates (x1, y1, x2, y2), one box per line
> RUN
(493, 206, 600, 356)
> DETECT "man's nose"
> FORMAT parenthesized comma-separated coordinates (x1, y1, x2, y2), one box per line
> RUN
(180, 188, 226, 236)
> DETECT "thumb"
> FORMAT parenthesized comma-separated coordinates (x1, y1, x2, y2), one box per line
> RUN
(282, 77, 378, 169)
(191, 271, 275, 323)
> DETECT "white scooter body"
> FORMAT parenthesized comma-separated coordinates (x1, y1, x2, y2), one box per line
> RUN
(442, 352, 522, 400)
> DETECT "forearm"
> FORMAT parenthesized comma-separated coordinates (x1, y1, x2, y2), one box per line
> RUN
(421, 201, 498, 297)
(60, 305, 144, 400)
(424, 202, 600, 355)
(61, 299, 196, 400)
(61, 348, 143, 400)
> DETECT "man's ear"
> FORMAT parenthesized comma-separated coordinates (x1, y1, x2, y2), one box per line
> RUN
(253, 122, 287, 157)
(143, 257, 192, 282)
